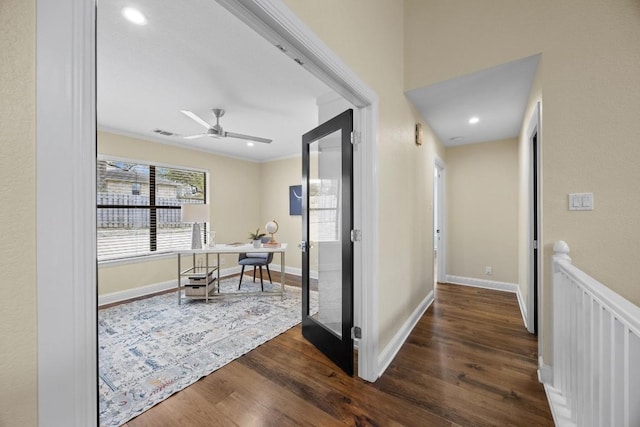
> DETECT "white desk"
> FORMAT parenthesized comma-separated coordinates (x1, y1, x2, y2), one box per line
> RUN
(177, 243, 287, 304)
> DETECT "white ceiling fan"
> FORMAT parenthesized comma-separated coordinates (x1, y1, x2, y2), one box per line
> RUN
(181, 108, 272, 144)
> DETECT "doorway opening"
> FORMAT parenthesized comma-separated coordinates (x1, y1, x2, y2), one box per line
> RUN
(434, 157, 445, 285)
(527, 101, 541, 337)
(36, 0, 380, 422)
(531, 130, 539, 335)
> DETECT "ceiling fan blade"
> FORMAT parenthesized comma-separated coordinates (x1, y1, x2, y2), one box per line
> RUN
(180, 110, 212, 130)
(183, 134, 208, 140)
(225, 131, 272, 144)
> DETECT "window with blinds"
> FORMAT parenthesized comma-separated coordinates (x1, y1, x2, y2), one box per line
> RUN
(97, 159, 207, 261)
(309, 178, 341, 242)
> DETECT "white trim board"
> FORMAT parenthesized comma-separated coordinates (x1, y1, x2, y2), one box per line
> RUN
(445, 275, 527, 327)
(543, 384, 575, 427)
(377, 290, 434, 378)
(516, 286, 528, 329)
(37, 0, 97, 424)
(445, 275, 520, 292)
(537, 355, 553, 385)
(99, 280, 178, 307)
(98, 265, 318, 307)
(269, 264, 318, 280)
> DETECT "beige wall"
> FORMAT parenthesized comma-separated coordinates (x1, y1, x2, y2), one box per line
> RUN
(283, 0, 439, 351)
(259, 156, 303, 271)
(17, 2, 638, 423)
(98, 131, 263, 294)
(446, 139, 519, 284)
(0, 0, 38, 425)
(405, 0, 640, 363)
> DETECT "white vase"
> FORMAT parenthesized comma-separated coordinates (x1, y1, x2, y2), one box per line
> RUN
(252, 240, 261, 248)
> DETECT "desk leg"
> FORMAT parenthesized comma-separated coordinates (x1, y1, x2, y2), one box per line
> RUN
(280, 251, 285, 300)
(177, 253, 182, 305)
(205, 253, 210, 303)
(217, 253, 221, 293)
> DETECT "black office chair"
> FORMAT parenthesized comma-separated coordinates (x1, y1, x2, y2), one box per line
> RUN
(238, 251, 273, 291)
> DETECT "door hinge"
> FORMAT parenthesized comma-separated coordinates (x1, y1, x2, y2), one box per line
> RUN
(350, 131, 361, 145)
(533, 240, 538, 250)
(351, 326, 362, 339)
(350, 229, 361, 242)
(298, 240, 308, 252)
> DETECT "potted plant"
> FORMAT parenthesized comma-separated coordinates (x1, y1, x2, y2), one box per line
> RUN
(249, 228, 266, 248)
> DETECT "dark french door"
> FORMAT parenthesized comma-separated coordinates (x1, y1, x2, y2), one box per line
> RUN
(301, 109, 354, 375)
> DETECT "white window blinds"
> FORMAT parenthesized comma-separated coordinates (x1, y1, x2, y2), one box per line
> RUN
(97, 159, 207, 261)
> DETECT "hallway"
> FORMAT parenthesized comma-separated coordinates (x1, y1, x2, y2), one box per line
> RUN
(124, 284, 552, 426)
(375, 283, 552, 425)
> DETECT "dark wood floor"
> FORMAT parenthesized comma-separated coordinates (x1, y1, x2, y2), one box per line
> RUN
(121, 283, 552, 426)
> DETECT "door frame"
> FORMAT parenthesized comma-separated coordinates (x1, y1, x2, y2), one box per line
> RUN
(36, 0, 97, 424)
(36, 0, 380, 423)
(434, 155, 446, 284)
(216, 0, 379, 383)
(526, 102, 542, 339)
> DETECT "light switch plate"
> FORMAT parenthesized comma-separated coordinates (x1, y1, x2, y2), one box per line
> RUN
(569, 192, 594, 211)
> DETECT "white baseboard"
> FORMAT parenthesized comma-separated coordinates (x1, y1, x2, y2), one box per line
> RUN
(99, 264, 310, 307)
(538, 356, 553, 384)
(269, 264, 317, 280)
(98, 266, 242, 307)
(543, 383, 575, 427)
(98, 279, 177, 307)
(445, 275, 528, 327)
(445, 274, 519, 293)
(377, 290, 434, 377)
(516, 286, 528, 328)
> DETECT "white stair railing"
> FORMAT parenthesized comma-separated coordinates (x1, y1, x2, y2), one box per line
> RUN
(549, 241, 640, 427)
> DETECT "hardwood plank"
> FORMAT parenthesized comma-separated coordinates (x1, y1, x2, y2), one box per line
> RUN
(209, 362, 343, 426)
(116, 281, 552, 426)
(238, 335, 455, 426)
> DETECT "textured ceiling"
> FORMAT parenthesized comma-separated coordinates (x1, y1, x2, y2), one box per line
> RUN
(407, 54, 540, 147)
(97, 0, 332, 162)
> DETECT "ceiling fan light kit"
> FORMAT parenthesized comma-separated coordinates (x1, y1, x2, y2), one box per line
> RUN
(180, 108, 272, 144)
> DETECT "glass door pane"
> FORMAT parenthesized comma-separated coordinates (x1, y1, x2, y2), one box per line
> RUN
(308, 131, 343, 337)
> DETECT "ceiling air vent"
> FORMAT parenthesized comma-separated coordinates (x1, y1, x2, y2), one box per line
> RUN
(153, 128, 175, 136)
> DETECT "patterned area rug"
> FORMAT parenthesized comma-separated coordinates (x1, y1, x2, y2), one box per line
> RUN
(99, 278, 316, 426)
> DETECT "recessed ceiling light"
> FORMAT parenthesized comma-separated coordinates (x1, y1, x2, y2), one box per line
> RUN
(246, 142, 254, 147)
(468, 116, 479, 124)
(122, 7, 147, 25)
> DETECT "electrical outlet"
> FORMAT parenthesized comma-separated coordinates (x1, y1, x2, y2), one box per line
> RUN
(485, 266, 492, 275)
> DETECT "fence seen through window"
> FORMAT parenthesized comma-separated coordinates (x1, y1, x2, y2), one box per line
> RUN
(97, 159, 207, 261)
